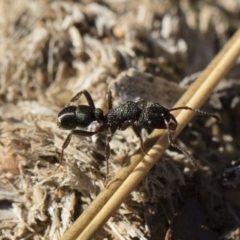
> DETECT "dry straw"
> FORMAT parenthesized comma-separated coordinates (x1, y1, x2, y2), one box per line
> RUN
(61, 28, 240, 240)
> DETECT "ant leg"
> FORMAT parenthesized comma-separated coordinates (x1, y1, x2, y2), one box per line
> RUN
(162, 114, 198, 169)
(131, 124, 148, 155)
(67, 90, 95, 109)
(107, 89, 113, 110)
(103, 126, 119, 181)
(61, 133, 72, 163)
(170, 114, 178, 127)
(169, 114, 178, 131)
(60, 125, 108, 162)
(169, 106, 220, 122)
(105, 133, 113, 176)
(120, 120, 148, 154)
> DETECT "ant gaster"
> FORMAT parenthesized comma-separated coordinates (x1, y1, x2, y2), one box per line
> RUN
(57, 90, 220, 175)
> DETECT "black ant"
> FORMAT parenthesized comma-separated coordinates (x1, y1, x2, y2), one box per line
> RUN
(57, 90, 220, 175)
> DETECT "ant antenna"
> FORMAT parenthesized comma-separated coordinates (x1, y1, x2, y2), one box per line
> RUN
(169, 106, 221, 122)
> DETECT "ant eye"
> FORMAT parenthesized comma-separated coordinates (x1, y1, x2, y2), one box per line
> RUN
(57, 106, 77, 130)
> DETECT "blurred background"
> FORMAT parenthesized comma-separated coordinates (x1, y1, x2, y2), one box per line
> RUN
(0, 0, 240, 239)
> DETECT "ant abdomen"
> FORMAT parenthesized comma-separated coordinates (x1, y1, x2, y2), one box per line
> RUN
(57, 106, 78, 130)
(58, 105, 97, 130)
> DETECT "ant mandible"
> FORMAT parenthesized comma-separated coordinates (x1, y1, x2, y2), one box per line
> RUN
(57, 89, 220, 175)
